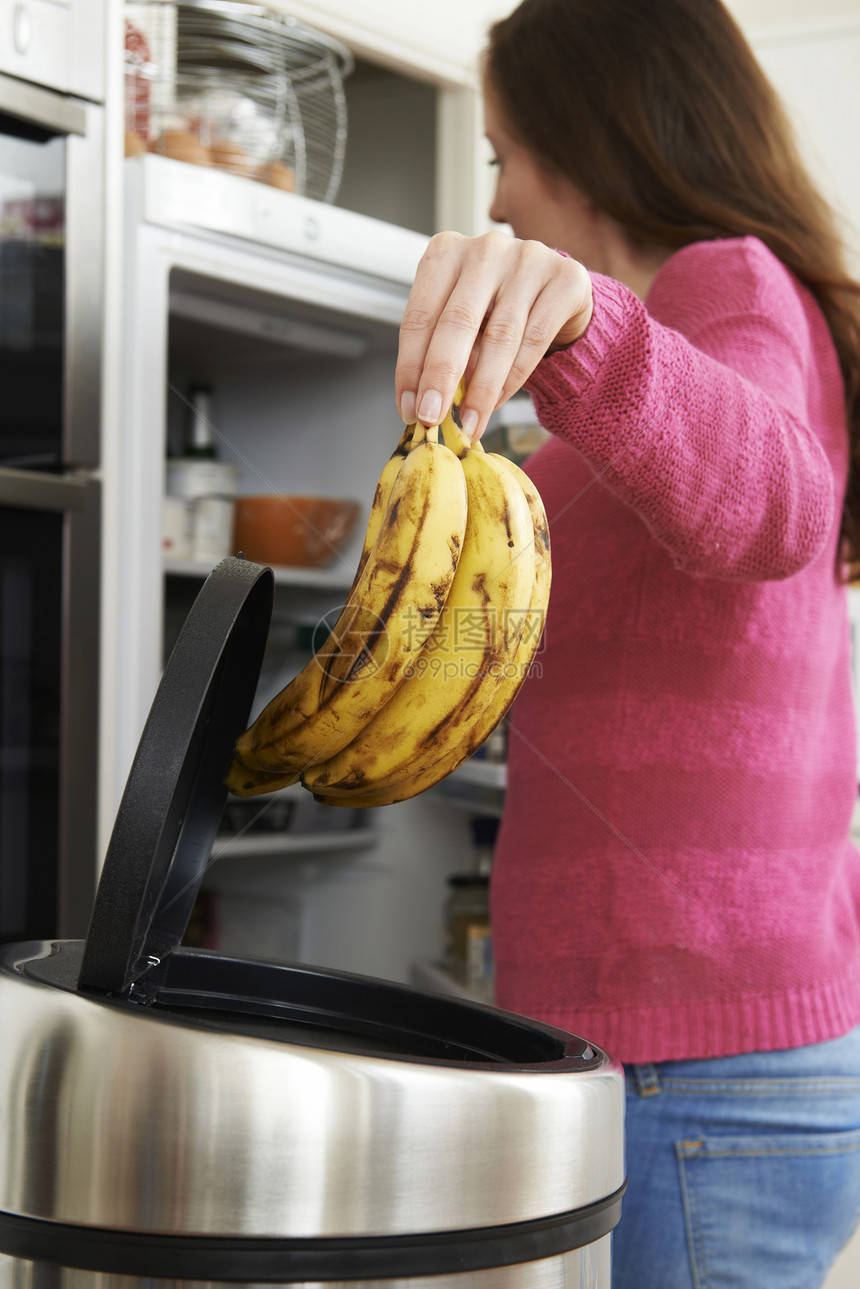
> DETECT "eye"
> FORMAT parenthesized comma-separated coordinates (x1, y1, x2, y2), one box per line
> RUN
(488, 155, 501, 168)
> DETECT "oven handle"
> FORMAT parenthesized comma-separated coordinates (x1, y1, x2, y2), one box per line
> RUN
(0, 69, 87, 136)
(0, 466, 97, 511)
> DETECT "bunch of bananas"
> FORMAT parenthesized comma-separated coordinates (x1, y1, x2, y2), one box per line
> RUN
(225, 391, 551, 806)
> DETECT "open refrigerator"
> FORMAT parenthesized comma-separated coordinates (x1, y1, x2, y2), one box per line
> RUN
(107, 152, 504, 990)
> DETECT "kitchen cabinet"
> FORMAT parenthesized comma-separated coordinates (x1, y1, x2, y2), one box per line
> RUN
(335, 59, 496, 240)
(266, 0, 513, 86)
(266, 0, 511, 237)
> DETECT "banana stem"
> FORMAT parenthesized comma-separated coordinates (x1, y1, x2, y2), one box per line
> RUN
(409, 421, 438, 448)
(439, 405, 470, 458)
(439, 379, 485, 458)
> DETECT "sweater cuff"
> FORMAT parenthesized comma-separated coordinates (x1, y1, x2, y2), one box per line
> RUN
(527, 273, 636, 403)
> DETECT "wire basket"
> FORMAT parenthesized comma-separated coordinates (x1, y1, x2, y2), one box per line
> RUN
(124, 1, 354, 203)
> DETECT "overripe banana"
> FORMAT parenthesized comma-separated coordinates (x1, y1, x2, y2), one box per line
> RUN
(226, 420, 468, 788)
(226, 386, 551, 806)
(315, 422, 414, 709)
(306, 448, 552, 807)
(224, 426, 413, 797)
(300, 411, 536, 798)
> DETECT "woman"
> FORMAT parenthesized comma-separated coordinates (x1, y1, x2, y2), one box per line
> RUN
(396, 1, 860, 1285)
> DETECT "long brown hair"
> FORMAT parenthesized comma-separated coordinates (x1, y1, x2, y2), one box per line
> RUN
(487, 0, 860, 575)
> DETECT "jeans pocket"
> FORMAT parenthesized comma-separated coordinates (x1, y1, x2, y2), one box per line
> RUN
(676, 1127, 860, 1289)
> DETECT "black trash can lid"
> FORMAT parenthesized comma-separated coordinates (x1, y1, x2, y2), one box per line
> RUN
(77, 555, 274, 998)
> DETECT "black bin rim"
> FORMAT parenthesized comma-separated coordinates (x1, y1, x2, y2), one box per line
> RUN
(12, 938, 608, 1073)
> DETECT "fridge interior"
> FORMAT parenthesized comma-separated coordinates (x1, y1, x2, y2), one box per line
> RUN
(155, 246, 491, 989)
(165, 266, 408, 530)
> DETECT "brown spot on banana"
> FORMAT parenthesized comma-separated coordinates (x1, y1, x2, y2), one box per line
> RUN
(429, 583, 450, 612)
(421, 648, 500, 750)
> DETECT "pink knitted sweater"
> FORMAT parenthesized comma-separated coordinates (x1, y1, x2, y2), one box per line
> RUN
(491, 236, 860, 1064)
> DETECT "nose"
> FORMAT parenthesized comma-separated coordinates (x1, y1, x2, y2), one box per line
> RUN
(488, 177, 505, 226)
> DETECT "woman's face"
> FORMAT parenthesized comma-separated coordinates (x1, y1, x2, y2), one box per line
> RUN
(484, 88, 607, 267)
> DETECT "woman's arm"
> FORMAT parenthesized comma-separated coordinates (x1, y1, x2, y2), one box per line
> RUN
(395, 232, 837, 583)
(529, 264, 836, 582)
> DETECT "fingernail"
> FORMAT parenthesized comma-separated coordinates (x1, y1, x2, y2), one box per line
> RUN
(400, 391, 416, 423)
(461, 408, 479, 441)
(417, 390, 442, 424)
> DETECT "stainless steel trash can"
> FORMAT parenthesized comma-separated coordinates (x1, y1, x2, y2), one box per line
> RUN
(0, 558, 625, 1287)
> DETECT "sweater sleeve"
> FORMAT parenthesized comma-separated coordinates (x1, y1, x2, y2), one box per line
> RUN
(525, 238, 839, 581)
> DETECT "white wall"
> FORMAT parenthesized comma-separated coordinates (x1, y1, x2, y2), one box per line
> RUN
(727, 0, 860, 21)
(751, 15, 860, 273)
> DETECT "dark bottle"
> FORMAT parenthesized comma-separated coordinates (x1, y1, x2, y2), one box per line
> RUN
(185, 387, 216, 459)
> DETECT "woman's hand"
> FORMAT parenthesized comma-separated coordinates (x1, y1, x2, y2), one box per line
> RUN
(395, 230, 593, 441)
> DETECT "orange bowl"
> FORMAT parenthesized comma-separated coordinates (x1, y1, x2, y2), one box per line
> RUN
(233, 495, 362, 569)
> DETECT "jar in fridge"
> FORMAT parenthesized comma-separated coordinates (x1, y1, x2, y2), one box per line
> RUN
(444, 874, 490, 982)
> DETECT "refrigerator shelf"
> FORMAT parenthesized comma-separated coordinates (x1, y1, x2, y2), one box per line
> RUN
(211, 829, 380, 860)
(431, 759, 507, 817)
(449, 760, 507, 789)
(165, 556, 357, 593)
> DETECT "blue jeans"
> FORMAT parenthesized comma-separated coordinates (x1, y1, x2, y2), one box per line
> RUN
(613, 1026, 860, 1288)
